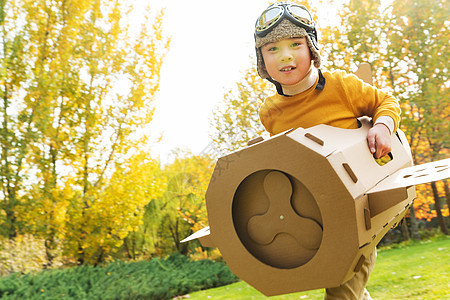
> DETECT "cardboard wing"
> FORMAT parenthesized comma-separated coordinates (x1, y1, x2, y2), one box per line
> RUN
(367, 159, 450, 217)
(181, 119, 449, 296)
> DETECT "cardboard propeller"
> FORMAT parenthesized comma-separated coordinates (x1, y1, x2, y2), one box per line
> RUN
(181, 64, 450, 296)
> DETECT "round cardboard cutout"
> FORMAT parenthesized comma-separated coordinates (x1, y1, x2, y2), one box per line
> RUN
(232, 169, 323, 269)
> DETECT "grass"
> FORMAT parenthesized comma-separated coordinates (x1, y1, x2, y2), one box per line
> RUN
(183, 236, 449, 299)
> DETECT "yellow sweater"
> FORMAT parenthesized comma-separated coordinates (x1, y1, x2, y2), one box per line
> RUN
(259, 70, 401, 135)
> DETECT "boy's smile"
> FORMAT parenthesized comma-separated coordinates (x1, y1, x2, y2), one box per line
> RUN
(261, 37, 312, 86)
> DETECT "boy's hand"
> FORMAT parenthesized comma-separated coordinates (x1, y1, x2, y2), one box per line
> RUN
(367, 123, 391, 159)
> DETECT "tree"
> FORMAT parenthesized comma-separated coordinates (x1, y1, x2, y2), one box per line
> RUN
(322, 0, 449, 236)
(386, 0, 449, 234)
(151, 152, 214, 255)
(72, 152, 166, 263)
(321, 0, 385, 78)
(1, 0, 170, 264)
(209, 63, 273, 155)
(0, 0, 31, 239)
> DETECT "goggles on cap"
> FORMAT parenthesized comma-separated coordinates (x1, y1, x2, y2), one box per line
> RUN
(255, 2, 316, 38)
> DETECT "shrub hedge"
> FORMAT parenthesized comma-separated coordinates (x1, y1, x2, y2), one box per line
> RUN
(0, 254, 238, 299)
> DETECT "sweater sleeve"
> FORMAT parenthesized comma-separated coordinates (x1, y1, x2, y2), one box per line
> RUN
(342, 72, 401, 132)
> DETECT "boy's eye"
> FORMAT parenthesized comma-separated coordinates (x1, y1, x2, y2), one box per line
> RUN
(268, 46, 278, 52)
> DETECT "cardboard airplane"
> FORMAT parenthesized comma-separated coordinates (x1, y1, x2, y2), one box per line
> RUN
(181, 65, 450, 296)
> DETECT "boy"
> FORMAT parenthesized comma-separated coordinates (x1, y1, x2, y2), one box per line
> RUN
(255, 2, 401, 300)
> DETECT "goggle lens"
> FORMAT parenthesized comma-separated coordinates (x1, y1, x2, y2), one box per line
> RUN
(287, 5, 313, 26)
(255, 4, 314, 37)
(256, 7, 283, 31)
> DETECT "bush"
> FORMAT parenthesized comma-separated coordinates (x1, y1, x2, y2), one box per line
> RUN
(0, 254, 238, 299)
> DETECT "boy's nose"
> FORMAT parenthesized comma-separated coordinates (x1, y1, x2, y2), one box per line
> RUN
(280, 52, 293, 63)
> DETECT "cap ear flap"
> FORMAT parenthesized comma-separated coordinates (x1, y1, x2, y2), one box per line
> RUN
(304, 34, 321, 68)
(256, 47, 270, 80)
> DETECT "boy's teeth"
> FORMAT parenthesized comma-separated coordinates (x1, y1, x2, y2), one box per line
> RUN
(282, 67, 294, 71)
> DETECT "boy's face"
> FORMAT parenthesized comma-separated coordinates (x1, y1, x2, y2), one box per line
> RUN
(261, 37, 312, 86)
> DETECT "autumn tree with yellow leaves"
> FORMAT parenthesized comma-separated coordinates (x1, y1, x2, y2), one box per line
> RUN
(210, 63, 274, 155)
(387, 0, 449, 234)
(322, 0, 449, 234)
(1, 0, 170, 264)
(156, 153, 214, 255)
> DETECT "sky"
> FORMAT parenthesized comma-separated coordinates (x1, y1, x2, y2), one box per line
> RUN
(134, 0, 342, 161)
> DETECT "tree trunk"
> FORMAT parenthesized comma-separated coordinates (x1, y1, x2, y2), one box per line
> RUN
(401, 219, 410, 241)
(444, 180, 450, 226)
(77, 243, 85, 265)
(409, 204, 420, 240)
(431, 182, 448, 235)
(44, 237, 55, 268)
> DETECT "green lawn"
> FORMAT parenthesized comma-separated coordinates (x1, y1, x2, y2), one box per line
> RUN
(184, 236, 449, 299)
